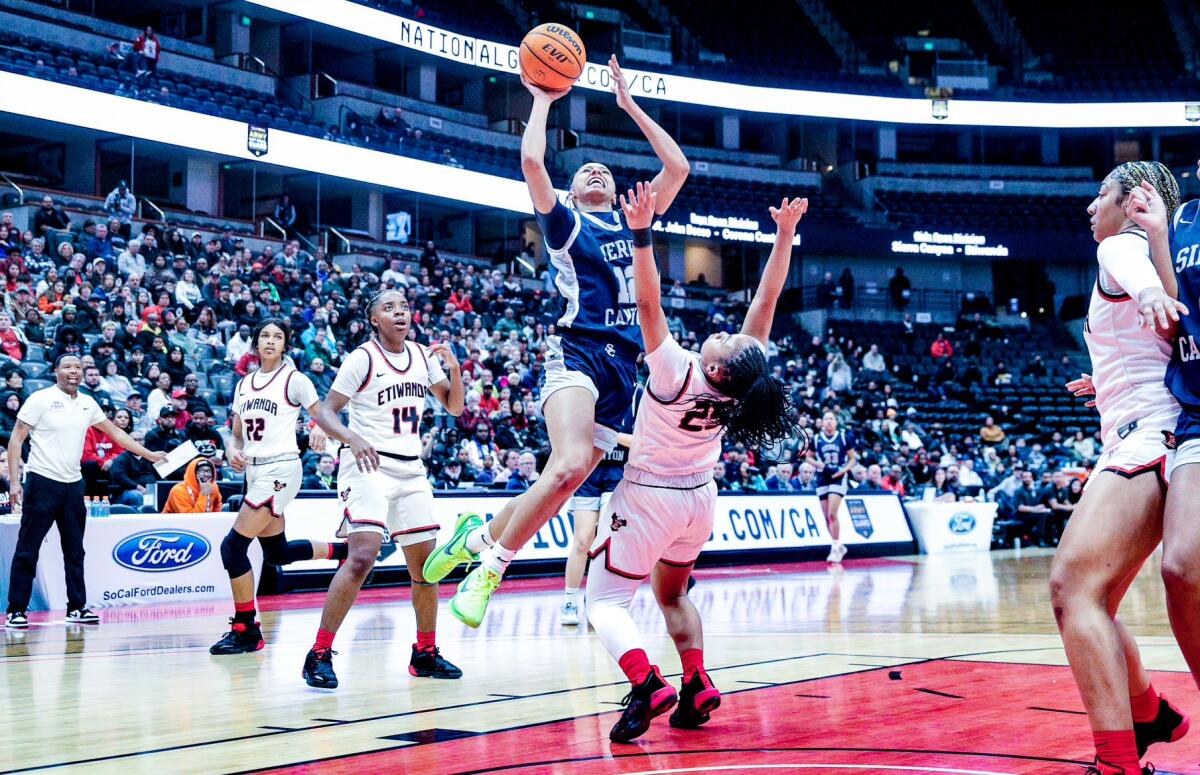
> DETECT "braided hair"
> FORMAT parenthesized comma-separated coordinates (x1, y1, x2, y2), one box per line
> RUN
(1108, 161, 1180, 219)
(693, 343, 803, 451)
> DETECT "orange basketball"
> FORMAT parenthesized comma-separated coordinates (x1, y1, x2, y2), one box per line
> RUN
(519, 23, 586, 91)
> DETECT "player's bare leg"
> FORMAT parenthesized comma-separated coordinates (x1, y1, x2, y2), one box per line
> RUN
(447, 388, 603, 628)
(652, 560, 719, 728)
(1161, 464, 1200, 688)
(1049, 471, 1187, 768)
(302, 531, 381, 688)
(402, 539, 462, 678)
(562, 508, 600, 625)
(824, 492, 846, 562)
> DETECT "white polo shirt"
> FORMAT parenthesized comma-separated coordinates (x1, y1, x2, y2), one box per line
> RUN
(16, 386, 106, 483)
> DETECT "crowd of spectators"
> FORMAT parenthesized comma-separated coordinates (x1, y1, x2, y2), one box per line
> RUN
(0, 198, 1102, 549)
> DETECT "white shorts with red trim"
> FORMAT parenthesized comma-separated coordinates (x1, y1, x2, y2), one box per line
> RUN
(588, 478, 716, 579)
(1169, 438, 1200, 476)
(1091, 415, 1175, 488)
(244, 458, 302, 518)
(335, 451, 438, 546)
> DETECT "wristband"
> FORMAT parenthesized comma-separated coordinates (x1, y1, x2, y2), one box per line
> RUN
(631, 228, 653, 248)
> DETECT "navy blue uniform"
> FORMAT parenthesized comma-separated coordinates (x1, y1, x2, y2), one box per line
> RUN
(537, 200, 640, 447)
(812, 430, 854, 497)
(1167, 200, 1200, 441)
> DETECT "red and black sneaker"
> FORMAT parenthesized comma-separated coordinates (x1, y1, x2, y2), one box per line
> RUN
(302, 647, 339, 689)
(409, 645, 463, 679)
(209, 619, 265, 655)
(1136, 695, 1190, 756)
(609, 667, 678, 743)
(669, 669, 721, 729)
(1085, 758, 1156, 775)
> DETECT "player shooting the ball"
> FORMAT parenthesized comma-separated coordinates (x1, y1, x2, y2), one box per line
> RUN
(424, 55, 690, 629)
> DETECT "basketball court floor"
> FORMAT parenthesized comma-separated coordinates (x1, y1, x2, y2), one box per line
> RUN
(2, 549, 1198, 774)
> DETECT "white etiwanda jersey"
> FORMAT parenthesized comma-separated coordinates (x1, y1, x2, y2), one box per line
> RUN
(331, 339, 446, 458)
(625, 336, 761, 484)
(233, 363, 319, 458)
(1084, 231, 1177, 446)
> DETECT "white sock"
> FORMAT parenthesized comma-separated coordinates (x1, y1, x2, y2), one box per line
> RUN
(465, 524, 495, 554)
(482, 542, 517, 576)
(564, 587, 581, 604)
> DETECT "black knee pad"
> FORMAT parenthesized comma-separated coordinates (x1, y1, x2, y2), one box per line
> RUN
(220, 530, 253, 578)
(260, 533, 315, 566)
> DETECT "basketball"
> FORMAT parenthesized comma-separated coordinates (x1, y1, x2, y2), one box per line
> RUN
(519, 23, 586, 91)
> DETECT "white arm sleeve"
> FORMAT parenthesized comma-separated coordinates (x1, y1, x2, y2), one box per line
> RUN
(1097, 233, 1163, 300)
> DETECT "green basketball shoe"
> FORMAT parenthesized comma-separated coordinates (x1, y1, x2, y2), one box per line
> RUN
(422, 512, 483, 583)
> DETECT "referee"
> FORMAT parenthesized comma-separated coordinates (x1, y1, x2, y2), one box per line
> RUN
(5, 355, 165, 628)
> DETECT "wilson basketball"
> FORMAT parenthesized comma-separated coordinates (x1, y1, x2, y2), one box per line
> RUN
(519, 23, 586, 91)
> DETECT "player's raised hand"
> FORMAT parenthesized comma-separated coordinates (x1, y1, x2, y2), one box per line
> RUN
(428, 342, 460, 371)
(1126, 180, 1168, 234)
(1066, 373, 1097, 408)
(769, 197, 809, 231)
(619, 181, 657, 230)
(609, 55, 635, 112)
(520, 72, 570, 103)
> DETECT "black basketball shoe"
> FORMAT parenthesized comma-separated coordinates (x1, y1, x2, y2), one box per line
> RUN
(609, 667, 678, 743)
(209, 620, 265, 655)
(302, 647, 339, 689)
(408, 645, 463, 679)
(1135, 696, 1190, 756)
(669, 669, 721, 729)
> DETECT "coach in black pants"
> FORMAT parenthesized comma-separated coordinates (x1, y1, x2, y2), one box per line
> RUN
(5, 355, 165, 628)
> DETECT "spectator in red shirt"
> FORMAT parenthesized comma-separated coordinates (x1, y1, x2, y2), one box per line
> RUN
(235, 349, 260, 376)
(0, 313, 25, 361)
(478, 381, 500, 414)
(82, 411, 118, 496)
(133, 26, 161, 81)
(930, 332, 954, 359)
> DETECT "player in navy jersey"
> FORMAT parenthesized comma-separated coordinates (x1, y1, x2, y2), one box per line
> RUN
(808, 412, 857, 562)
(424, 56, 689, 630)
(1050, 163, 1190, 775)
(1126, 166, 1200, 751)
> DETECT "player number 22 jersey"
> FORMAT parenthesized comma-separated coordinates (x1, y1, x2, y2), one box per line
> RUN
(331, 340, 446, 459)
(233, 365, 320, 459)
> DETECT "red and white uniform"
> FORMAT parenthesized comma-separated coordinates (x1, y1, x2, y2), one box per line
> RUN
(1084, 230, 1178, 482)
(233, 363, 318, 516)
(589, 337, 743, 579)
(332, 339, 446, 546)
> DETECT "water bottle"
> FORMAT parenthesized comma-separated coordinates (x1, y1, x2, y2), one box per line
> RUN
(101, 496, 111, 518)
(85, 497, 94, 519)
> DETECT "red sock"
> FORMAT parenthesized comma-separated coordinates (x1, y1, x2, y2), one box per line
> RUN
(314, 628, 336, 652)
(233, 599, 256, 624)
(618, 648, 653, 685)
(325, 544, 335, 560)
(1130, 683, 1161, 724)
(416, 631, 436, 652)
(680, 648, 704, 680)
(234, 600, 255, 613)
(1093, 730, 1141, 773)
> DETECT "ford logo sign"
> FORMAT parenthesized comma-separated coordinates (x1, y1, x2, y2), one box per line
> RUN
(948, 513, 976, 535)
(112, 530, 211, 572)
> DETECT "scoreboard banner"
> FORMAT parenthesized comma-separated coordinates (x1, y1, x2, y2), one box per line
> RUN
(278, 490, 914, 573)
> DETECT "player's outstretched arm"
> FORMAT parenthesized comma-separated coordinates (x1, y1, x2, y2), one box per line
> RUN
(313, 391, 380, 473)
(621, 182, 669, 354)
(609, 56, 689, 214)
(1126, 181, 1177, 298)
(741, 197, 808, 346)
(520, 74, 571, 215)
(427, 343, 465, 416)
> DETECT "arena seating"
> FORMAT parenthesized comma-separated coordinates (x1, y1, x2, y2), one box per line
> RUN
(875, 190, 1089, 232)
